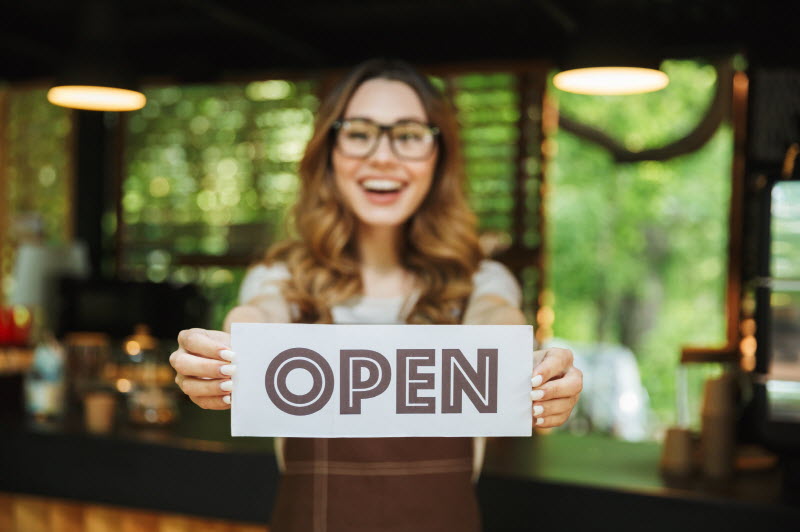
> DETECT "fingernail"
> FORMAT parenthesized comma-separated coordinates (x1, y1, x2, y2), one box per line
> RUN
(536, 417, 544, 426)
(530, 390, 544, 401)
(223, 395, 231, 405)
(220, 380, 233, 392)
(220, 349, 236, 362)
(220, 364, 236, 376)
(533, 405, 544, 416)
(531, 374, 543, 387)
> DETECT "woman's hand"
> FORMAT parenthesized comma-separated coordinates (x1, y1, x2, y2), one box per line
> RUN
(530, 347, 582, 428)
(170, 328, 236, 410)
(171, 303, 283, 410)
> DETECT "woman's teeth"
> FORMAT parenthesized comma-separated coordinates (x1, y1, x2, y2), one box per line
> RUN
(361, 179, 403, 192)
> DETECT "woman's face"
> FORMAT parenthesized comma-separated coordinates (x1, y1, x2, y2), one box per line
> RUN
(332, 78, 437, 230)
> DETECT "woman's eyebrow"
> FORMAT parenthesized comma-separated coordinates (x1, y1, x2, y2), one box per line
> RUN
(342, 115, 428, 124)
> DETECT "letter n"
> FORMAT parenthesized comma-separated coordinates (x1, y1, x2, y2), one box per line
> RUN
(442, 348, 498, 414)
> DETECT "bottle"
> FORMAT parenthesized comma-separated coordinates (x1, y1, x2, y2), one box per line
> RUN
(64, 332, 111, 409)
(700, 371, 737, 478)
(24, 333, 66, 422)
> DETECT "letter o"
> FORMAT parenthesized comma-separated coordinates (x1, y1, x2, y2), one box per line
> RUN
(265, 347, 334, 416)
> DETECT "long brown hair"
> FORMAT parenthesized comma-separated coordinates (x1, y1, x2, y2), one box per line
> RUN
(266, 58, 483, 324)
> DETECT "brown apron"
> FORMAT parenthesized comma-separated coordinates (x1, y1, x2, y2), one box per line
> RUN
(269, 436, 481, 532)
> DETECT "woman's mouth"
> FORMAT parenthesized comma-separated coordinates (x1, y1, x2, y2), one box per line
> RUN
(359, 178, 406, 205)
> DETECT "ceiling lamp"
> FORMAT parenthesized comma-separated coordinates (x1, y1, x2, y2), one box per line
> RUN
(47, 0, 145, 112)
(553, 66, 669, 95)
(553, 42, 669, 95)
(48, 85, 146, 112)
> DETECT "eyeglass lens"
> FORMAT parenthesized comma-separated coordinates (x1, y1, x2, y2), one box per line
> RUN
(336, 119, 436, 160)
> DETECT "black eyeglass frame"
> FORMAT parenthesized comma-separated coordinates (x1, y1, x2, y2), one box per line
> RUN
(331, 118, 441, 161)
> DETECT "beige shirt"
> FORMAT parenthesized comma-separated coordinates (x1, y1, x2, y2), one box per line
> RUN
(239, 259, 522, 320)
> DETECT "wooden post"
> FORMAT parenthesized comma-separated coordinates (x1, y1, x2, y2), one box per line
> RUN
(0, 90, 9, 306)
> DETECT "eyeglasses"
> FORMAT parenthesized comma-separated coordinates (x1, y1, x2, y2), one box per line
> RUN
(332, 118, 440, 161)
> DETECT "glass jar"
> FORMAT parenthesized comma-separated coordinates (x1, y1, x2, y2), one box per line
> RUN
(64, 331, 111, 412)
(121, 324, 178, 426)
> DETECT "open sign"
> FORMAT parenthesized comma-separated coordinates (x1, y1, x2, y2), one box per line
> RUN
(231, 324, 533, 438)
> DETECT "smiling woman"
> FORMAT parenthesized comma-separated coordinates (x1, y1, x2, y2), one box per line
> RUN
(168, 58, 583, 532)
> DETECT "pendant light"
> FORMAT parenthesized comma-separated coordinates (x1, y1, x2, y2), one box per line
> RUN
(553, 42, 669, 95)
(48, 86, 146, 112)
(553, 67, 669, 95)
(47, 0, 145, 112)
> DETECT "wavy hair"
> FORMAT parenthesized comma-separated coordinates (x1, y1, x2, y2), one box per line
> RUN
(266, 59, 484, 324)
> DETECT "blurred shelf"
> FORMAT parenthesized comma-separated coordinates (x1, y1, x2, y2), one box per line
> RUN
(0, 346, 33, 376)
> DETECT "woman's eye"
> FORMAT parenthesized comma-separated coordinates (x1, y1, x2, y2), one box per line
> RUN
(346, 131, 371, 141)
(395, 130, 425, 142)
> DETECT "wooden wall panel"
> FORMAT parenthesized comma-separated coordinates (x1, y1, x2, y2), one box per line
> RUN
(119, 507, 159, 532)
(50, 500, 84, 532)
(233, 524, 269, 532)
(0, 493, 269, 532)
(157, 515, 192, 532)
(84, 504, 121, 532)
(0, 492, 14, 532)
(12, 495, 49, 532)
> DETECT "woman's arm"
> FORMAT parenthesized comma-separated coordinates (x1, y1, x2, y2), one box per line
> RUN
(462, 293, 526, 326)
(223, 293, 292, 332)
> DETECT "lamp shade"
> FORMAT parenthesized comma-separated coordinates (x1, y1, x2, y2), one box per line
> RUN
(553, 67, 669, 95)
(47, 85, 146, 112)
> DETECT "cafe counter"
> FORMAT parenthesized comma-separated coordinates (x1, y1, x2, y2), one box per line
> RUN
(1, 397, 799, 531)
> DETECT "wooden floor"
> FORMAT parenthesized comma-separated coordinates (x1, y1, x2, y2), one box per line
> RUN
(0, 492, 268, 532)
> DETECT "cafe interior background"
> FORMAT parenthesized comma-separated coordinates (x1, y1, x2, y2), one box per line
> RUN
(1, 0, 799, 530)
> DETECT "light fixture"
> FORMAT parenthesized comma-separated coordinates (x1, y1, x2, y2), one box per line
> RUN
(48, 85, 146, 112)
(47, 0, 146, 112)
(553, 42, 670, 95)
(553, 67, 669, 95)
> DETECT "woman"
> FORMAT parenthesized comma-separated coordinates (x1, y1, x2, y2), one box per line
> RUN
(170, 59, 582, 531)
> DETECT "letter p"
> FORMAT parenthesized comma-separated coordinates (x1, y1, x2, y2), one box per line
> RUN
(340, 349, 391, 415)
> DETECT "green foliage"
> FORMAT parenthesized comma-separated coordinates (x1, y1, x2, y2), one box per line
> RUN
(5, 89, 72, 244)
(548, 60, 733, 430)
(2, 89, 72, 301)
(452, 73, 521, 235)
(121, 80, 318, 328)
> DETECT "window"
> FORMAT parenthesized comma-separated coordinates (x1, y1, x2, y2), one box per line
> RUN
(447, 71, 545, 325)
(546, 60, 734, 439)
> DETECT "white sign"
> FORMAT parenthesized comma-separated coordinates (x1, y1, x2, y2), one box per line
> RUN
(231, 324, 533, 438)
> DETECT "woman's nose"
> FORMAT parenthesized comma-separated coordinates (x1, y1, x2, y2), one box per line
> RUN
(369, 132, 396, 163)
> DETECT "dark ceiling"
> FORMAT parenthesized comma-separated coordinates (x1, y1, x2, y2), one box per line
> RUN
(1, 0, 796, 84)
